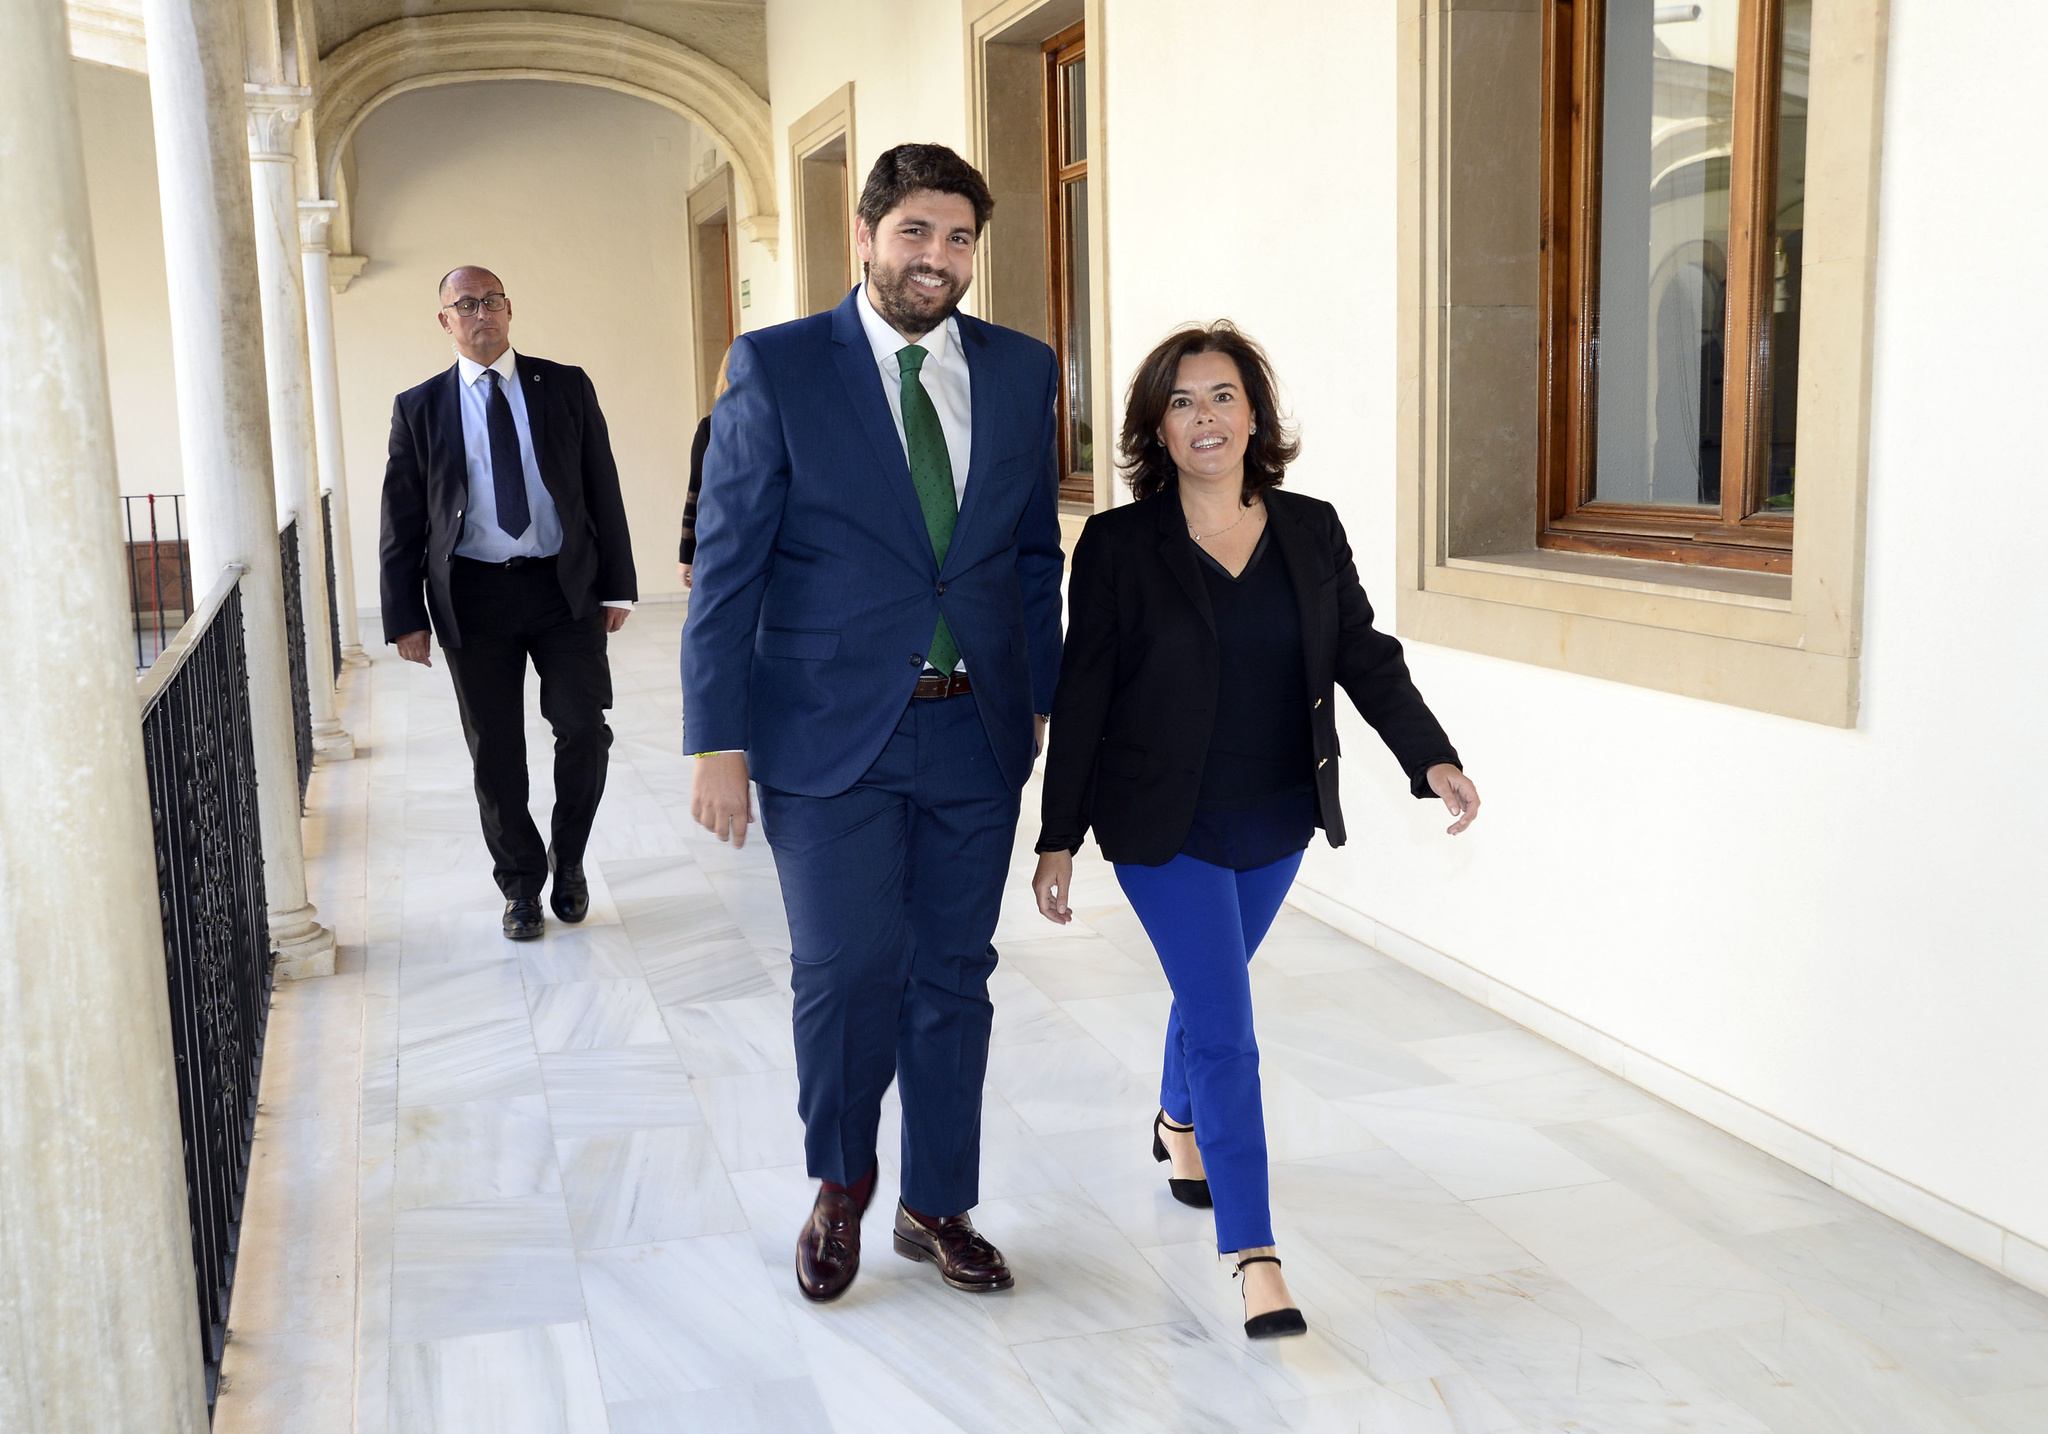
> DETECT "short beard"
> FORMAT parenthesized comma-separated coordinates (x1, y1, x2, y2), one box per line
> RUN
(866, 257, 967, 337)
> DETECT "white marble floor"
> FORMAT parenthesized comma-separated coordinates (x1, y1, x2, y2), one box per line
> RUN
(303, 606, 2048, 1433)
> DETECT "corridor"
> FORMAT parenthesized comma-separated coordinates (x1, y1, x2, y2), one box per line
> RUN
(224, 605, 2048, 1434)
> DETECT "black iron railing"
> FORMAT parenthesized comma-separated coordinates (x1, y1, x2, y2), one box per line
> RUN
(320, 491, 342, 683)
(137, 566, 273, 1414)
(122, 493, 194, 670)
(279, 519, 313, 804)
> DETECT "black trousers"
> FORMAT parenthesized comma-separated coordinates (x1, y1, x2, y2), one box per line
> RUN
(442, 556, 613, 901)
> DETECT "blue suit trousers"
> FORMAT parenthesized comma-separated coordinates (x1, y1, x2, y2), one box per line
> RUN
(758, 693, 1020, 1217)
(1115, 849, 1303, 1252)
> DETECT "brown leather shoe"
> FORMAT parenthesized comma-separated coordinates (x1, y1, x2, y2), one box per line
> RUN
(795, 1182, 870, 1303)
(891, 1201, 1014, 1292)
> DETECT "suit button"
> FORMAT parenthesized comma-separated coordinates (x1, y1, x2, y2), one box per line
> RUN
(936, 583, 947, 595)
(910, 654, 923, 666)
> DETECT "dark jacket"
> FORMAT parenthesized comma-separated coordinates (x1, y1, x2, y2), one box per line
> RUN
(678, 414, 711, 564)
(1037, 484, 1460, 865)
(378, 353, 637, 647)
(679, 289, 1064, 795)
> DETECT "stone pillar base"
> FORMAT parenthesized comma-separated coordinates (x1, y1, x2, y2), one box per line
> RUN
(340, 643, 370, 669)
(312, 720, 356, 763)
(270, 905, 336, 980)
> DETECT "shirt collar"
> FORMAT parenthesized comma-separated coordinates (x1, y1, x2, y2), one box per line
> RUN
(457, 347, 519, 387)
(855, 283, 956, 374)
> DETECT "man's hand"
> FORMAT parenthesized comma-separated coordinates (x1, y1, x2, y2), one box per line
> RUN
(1426, 763, 1481, 836)
(1032, 850, 1074, 924)
(604, 606, 631, 634)
(691, 751, 754, 847)
(395, 630, 432, 667)
(1034, 713, 1048, 760)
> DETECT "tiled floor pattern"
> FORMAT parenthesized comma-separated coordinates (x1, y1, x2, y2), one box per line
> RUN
(340, 606, 2048, 1433)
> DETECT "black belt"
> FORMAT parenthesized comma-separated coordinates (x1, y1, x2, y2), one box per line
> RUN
(454, 553, 557, 571)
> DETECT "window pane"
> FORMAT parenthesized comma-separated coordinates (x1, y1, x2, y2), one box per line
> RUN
(1063, 176, 1092, 474)
(1593, 0, 1736, 507)
(1764, 0, 1809, 512)
(1061, 55, 1087, 166)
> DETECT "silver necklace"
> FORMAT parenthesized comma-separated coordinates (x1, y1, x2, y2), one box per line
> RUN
(1188, 500, 1258, 544)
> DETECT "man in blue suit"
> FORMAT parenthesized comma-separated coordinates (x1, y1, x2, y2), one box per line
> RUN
(682, 145, 1063, 1303)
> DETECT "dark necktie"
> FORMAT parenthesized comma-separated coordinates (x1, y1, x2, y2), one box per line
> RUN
(897, 344, 960, 673)
(482, 368, 531, 539)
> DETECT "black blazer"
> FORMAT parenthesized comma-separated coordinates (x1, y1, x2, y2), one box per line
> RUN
(1037, 484, 1460, 865)
(379, 354, 638, 647)
(677, 414, 711, 564)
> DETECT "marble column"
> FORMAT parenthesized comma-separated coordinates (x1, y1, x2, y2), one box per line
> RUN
(299, 198, 368, 667)
(142, 0, 336, 977)
(246, 84, 353, 759)
(0, 1, 211, 1426)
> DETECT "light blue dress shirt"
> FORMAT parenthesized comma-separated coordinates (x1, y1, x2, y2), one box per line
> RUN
(454, 348, 564, 562)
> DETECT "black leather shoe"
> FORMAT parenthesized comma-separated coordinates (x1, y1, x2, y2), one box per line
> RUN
(796, 1181, 872, 1303)
(1235, 1255, 1307, 1339)
(893, 1202, 1014, 1292)
(1153, 1110, 1213, 1208)
(548, 851, 589, 924)
(502, 899, 545, 941)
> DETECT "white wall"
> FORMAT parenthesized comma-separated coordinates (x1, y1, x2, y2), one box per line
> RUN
(762, 0, 2048, 1252)
(333, 80, 715, 609)
(73, 60, 183, 500)
(763, 0, 970, 322)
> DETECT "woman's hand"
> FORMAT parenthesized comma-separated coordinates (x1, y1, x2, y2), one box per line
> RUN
(678, 563, 693, 588)
(1032, 851, 1075, 924)
(1427, 763, 1480, 835)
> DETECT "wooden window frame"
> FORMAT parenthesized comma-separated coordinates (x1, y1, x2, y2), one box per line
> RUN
(1540, 0, 1798, 574)
(1043, 20, 1091, 506)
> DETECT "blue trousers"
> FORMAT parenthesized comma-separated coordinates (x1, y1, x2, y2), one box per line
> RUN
(1115, 849, 1303, 1252)
(757, 694, 1019, 1217)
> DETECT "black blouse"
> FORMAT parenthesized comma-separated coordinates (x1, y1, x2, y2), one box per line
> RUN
(1179, 525, 1317, 870)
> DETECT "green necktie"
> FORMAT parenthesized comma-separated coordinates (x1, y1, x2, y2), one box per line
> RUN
(898, 344, 961, 674)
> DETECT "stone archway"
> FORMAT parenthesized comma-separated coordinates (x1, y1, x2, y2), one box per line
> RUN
(316, 11, 777, 256)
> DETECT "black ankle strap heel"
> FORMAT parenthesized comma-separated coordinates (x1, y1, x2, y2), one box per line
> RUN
(1233, 1255, 1307, 1339)
(1151, 1109, 1212, 1209)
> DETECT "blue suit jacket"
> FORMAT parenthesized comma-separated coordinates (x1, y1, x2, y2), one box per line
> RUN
(680, 290, 1065, 796)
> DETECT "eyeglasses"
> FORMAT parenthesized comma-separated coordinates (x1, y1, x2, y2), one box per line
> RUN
(441, 293, 508, 318)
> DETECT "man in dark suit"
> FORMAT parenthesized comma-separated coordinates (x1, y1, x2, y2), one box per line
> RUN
(380, 265, 637, 940)
(682, 146, 1063, 1302)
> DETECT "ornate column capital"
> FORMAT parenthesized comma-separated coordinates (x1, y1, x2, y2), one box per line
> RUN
(297, 198, 338, 252)
(244, 83, 311, 161)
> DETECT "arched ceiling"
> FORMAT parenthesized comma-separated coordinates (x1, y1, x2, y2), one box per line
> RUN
(317, 10, 776, 249)
(310, 0, 765, 97)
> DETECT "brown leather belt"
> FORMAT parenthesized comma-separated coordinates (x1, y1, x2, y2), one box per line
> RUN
(913, 670, 973, 699)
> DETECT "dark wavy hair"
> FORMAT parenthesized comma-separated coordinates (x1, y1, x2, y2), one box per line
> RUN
(855, 143, 995, 236)
(1117, 321, 1300, 503)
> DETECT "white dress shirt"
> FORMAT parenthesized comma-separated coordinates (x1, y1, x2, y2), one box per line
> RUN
(855, 283, 972, 505)
(454, 348, 630, 608)
(454, 348, 562, 562)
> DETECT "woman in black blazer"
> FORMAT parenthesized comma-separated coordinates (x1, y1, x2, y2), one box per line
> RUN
(676, 347, 732, 590)
(1031, 322, 1480, 1339)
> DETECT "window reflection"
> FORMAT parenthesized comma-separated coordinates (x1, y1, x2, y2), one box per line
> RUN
(1765, 0, 1809, 511)
(1064, 175, 1092, 474)
(1594, 0, 1737, 508)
